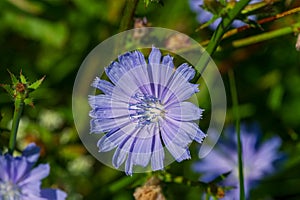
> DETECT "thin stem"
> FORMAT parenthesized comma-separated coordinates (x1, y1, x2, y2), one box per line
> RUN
(195, 0, 251, 80)
(224, 6, 300, 40)
(108, 174, 142, 192)
(119, 0, 139, 32)
(205, 194, 209, 200)
(8, 98, 24, 154)
(206, 0, 251, 55)
(228, 69, 245, 200)
(181, 7, 300, 56)
(232, 22, 300, 48)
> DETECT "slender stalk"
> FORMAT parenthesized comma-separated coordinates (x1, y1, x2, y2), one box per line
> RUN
(195, 0, 251, 80)
(228, 69, 245, 200)
(119, 0, 139, 32)
(232, 22, 300, 48)
(8, 98, 24, 154)
(224, 6, 300, 40)
(109, 174, 141, 192)
(181, 7, 300, 56)
(205, 0, 251, 55)
(205, 194, 209, 200)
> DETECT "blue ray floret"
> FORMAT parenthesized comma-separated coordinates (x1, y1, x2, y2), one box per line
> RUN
(193, 124, 282, 199)
(0, 143, 67, 200)
(89, 47, 205, 175)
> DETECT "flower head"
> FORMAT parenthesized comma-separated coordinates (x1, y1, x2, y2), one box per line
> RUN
(193, 124, 282, 199)
(0, 143, 67, 200)
(89, 47, 205, 175)
(189, 0, 262, 30)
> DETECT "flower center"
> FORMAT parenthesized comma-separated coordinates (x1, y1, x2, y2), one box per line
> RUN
(0, 181, 22, 200)
(129, 92, 165, 126)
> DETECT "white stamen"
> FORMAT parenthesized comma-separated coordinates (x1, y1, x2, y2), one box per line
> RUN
(0, 181, 22, 200)
(129, 92, 165, 126)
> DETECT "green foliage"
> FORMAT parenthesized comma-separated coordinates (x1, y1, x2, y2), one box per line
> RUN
(0, 0, 299, 199)
(28, 76, 45, 90)
(1, 71, 45, 106)
(2, 11, 68, 48)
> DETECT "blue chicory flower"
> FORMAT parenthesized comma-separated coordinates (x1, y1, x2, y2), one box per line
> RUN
(89, 47, 205, 175)
(189, 0, 262, 29)
(0, 143, 67, 200)
(193, 124, 282, 199)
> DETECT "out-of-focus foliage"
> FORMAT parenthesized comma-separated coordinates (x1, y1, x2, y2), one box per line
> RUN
(0, 0, 299, 199)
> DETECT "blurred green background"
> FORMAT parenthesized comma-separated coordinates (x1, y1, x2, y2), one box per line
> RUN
(0, 0, 300, 199)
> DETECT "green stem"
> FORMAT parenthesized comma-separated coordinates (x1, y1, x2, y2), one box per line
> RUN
(195, 0, 251, 80)
(232, 22, 300, 48)
(119, 0, 139, 32)
(206, 0, 251, 55)
(228, 69, 245, 200)
(108, 174, 141, 192)
(8, 98, 24, 154)
(205, 194, 209, 200)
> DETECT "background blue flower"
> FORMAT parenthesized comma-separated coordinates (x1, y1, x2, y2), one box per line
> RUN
(0, 143, 67, 200)
(189, 0, 262, 29)
(89, 47, 205, 175)
(193, 124, 282, 199)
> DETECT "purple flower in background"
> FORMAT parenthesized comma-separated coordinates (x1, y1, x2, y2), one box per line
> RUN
(189, 0, 262, 29)
(0, 143, 67, 200)
(89, 47, 205, 175)
(193, 124, 282, 199)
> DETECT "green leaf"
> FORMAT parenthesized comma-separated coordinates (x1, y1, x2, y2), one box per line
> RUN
(24, 98, 34, 107)
(0, 84, 14, 97)
(20, 72, 27, 84)
(241, 1, 274, 15)
(196, 15, 219, 30)
(7, 70, 18, 85)
(28, 76, 45, 90)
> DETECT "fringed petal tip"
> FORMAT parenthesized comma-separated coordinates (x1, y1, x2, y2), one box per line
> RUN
(195, 129, 206, 144)
(177, 63, 196, 81)
(149, 46, 162, 65)
(91, 77, 114, 95)
(192, 83, 200, 93)
(176, 150, 191, 162)
(90, 77, 100, 88)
